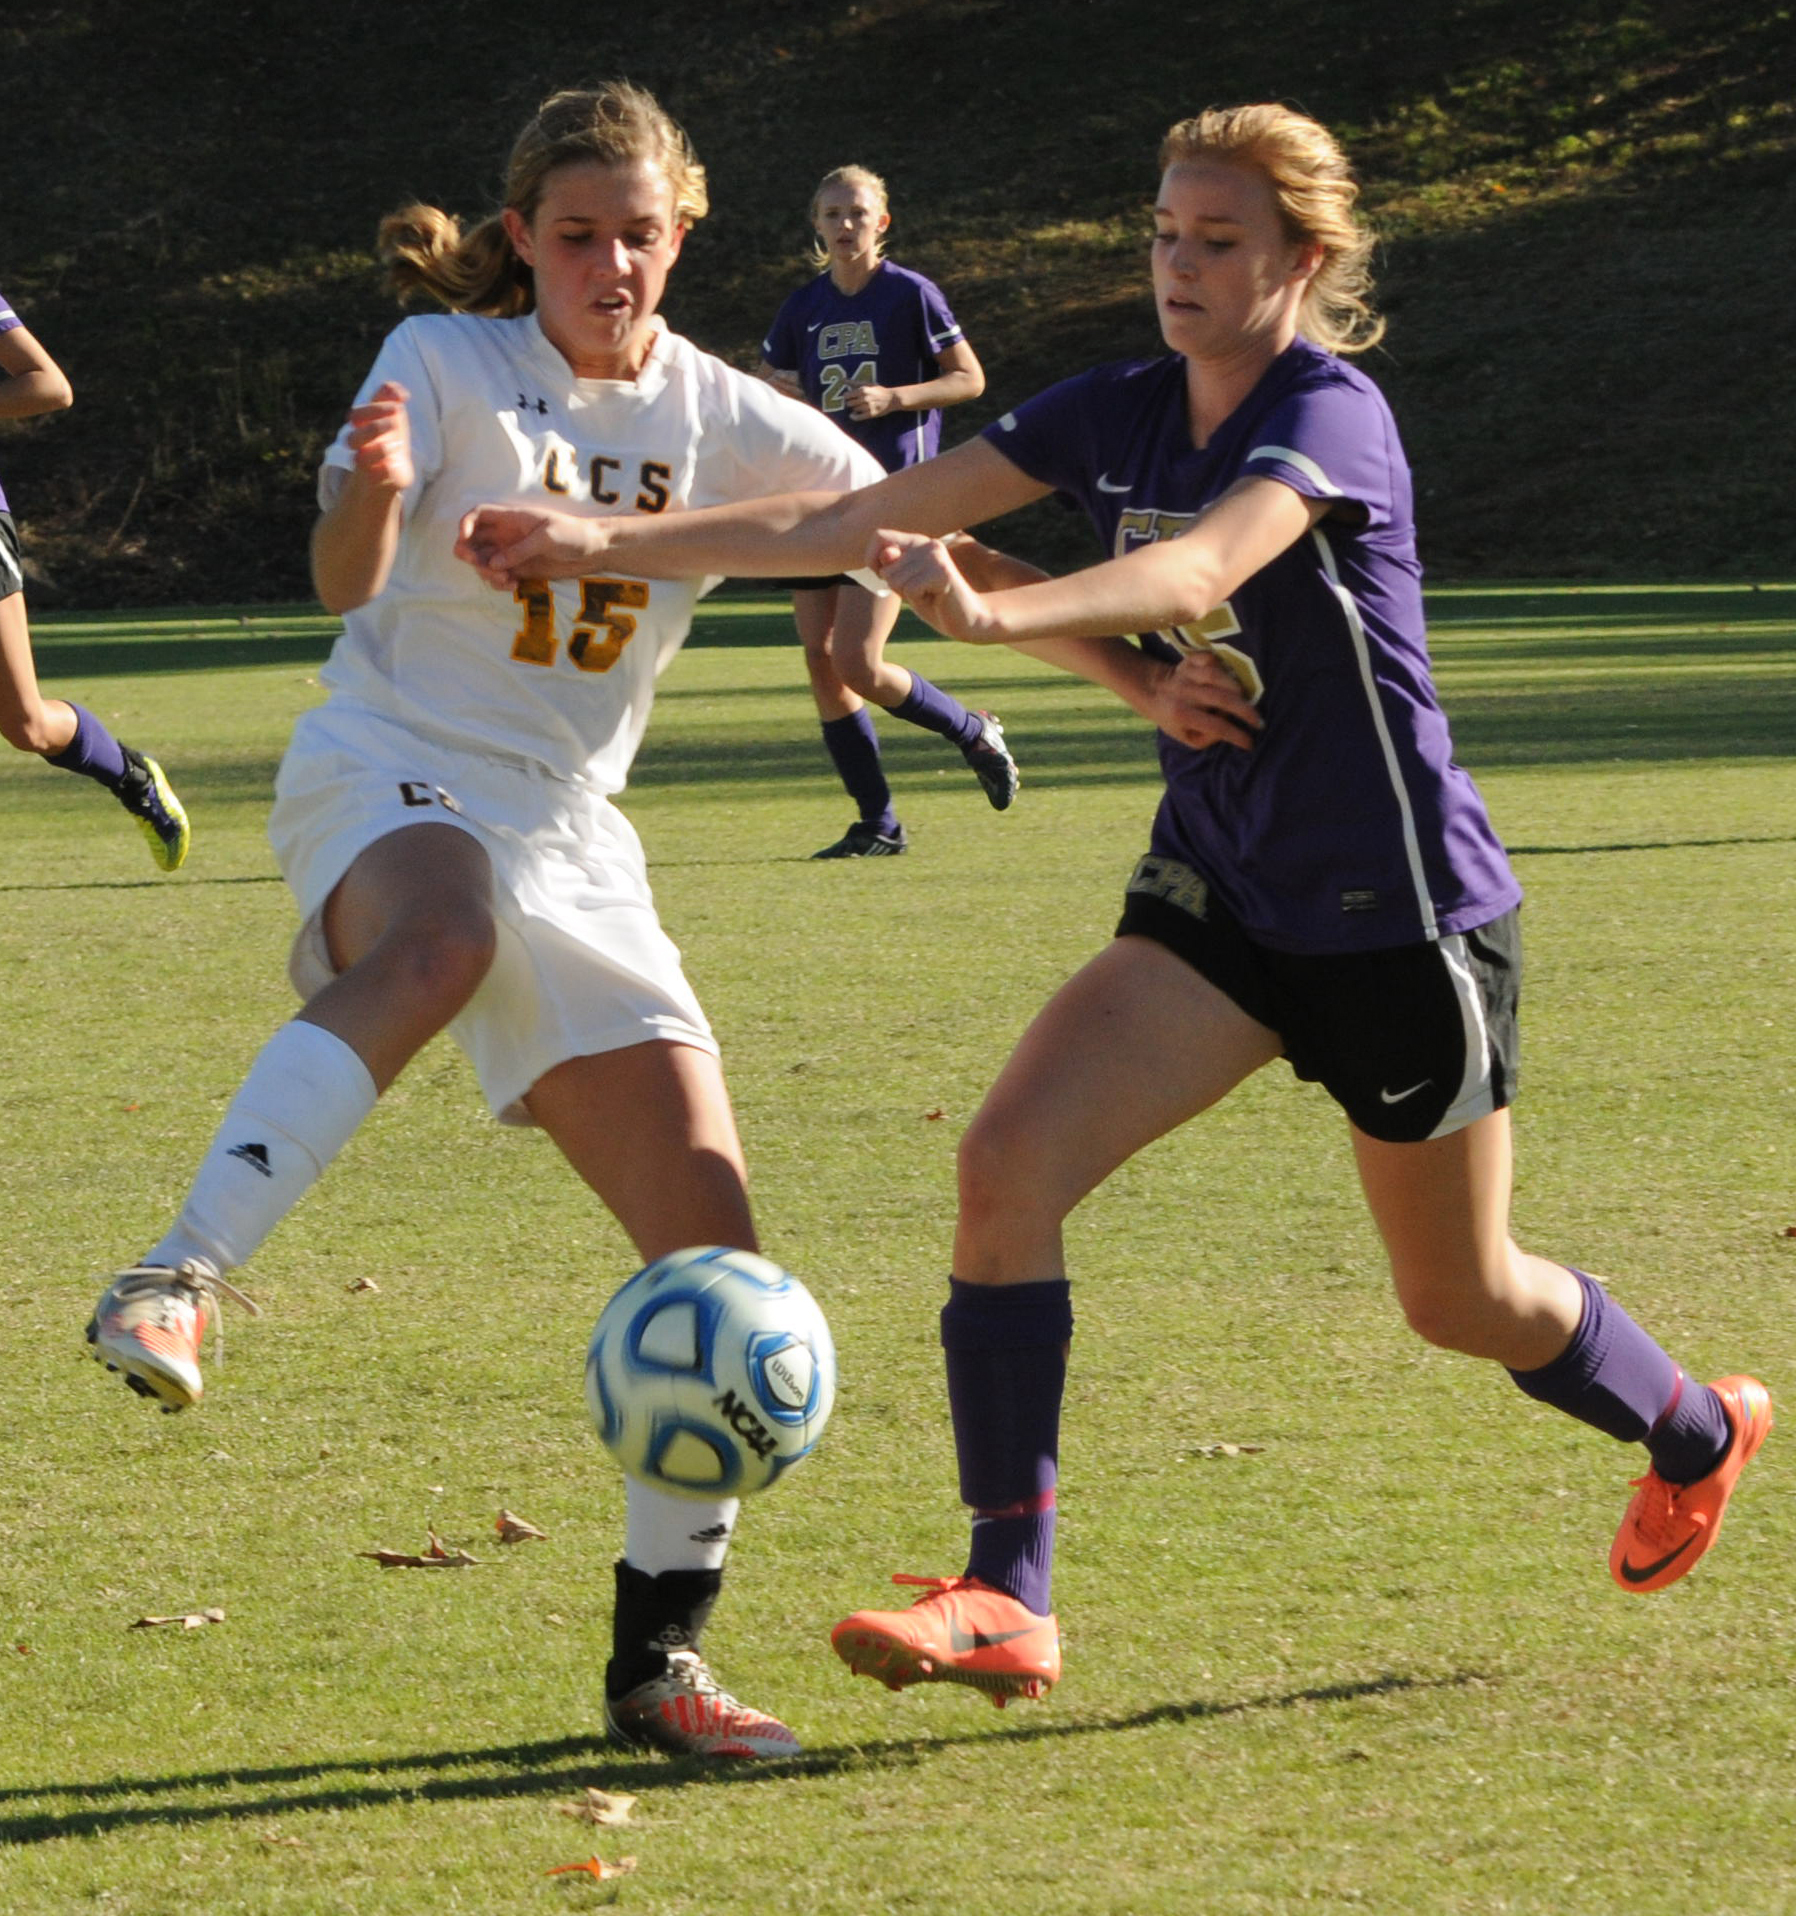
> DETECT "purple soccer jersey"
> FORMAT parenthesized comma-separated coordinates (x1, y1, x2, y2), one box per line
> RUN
(984, 340, 1520, 953)
(0, 292, 20, 514)
(762, 261, 964, 473)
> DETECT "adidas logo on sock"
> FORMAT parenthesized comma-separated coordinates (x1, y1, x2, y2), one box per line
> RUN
(227, 1142, 274, 1178)
(688, 1522, 731, 1544)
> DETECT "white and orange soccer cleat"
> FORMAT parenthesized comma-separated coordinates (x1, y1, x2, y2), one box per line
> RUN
(604, 1650, 801, 1759)
(832, 1573, 1060, 1707)
(84, 1260, 261, 1411)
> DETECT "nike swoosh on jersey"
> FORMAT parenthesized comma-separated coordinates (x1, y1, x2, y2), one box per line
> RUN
(1617, 1534, 1700, 1585)
(947, 1622, 1045, 1652)
(1379, 1079, 1433, 1104)
(1095, 472, 1131, 493)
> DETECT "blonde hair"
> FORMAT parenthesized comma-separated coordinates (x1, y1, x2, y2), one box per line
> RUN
(807, 164, 889, 272)
(1159, 105, 1384, 355)
(379, 83, 708, 314)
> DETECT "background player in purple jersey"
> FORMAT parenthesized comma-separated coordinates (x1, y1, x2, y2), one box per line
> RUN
(759, 165, 1014, 858)
(456, 103, 1771, 1708)
(0, 292, 188, 869)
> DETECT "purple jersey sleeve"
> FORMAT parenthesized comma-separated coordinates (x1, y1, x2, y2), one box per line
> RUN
(761, 289, 805, 374)
(0, 293, 20, 336)
(1239, 379, 1399, 529)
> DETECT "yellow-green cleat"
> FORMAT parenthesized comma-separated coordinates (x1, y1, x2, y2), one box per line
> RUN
(116, 745, 190, 871)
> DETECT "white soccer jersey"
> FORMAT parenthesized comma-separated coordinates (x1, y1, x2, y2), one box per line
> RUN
(318, 312, 883, 791)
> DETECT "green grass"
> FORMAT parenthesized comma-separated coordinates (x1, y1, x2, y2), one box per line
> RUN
(1, 586, 1794, 1913)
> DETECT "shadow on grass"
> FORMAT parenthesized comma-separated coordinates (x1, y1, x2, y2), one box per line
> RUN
(0, 873, 285, 895)
(0, 1669, 1485, 1841)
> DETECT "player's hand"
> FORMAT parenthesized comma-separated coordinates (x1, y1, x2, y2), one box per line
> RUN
(846, 384, 897, 420)
(345, 381, 414, 493)
(454, 505, 610, 587)
(870, 529, 1002, 643)
(1148, 650, 1263, 751)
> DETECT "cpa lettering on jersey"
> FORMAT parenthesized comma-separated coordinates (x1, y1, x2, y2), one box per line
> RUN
(1114, 505, 1262, 701)
(817, 320, 877, 360)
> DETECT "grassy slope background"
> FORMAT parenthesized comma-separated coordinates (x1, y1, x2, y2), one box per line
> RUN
(2, 0, 1792, 607)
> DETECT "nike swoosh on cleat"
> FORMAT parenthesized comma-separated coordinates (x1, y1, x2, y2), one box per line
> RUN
(948, 1623, 1042, 1651)
(1618, 1534, 1700, 1585)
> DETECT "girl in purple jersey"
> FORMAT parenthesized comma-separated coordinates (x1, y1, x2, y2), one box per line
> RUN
(0, 293, 188, 869)
(759, 165, 1014, 858)
(455, 105, 1770, 1703)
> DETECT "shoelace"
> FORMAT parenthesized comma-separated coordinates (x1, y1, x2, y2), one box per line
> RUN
(108, 1262, 263, 1365)
(667, 1647, 755, 1724)
(1625, 1471, 1701, 1550)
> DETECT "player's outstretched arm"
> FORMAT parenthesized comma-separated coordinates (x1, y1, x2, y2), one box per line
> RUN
(312, 381, 415, 615)
(457, 434, 1048, 587)
(870, 530, 1261, 751)
(878, 476, 1327, 649)
(0, 321, 73, 420)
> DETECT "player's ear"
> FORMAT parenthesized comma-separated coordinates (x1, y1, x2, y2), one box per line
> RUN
(1291, 238, 1323, 283)
(502, 206, 537, 267)
(668, 222, 688, 264)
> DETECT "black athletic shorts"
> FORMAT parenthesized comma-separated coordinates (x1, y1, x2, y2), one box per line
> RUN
(0, 512, 23, 601)
(1116, 852, 1521, 1144)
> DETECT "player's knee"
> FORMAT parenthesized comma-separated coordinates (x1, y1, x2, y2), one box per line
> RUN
(383, 909, 497, 1013)
(0, 708, 57, 754)
(958, 1106, 1063, 1230)
(1393, 1272, 1510, 1357)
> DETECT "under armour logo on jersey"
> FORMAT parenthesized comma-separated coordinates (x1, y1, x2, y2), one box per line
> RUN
(227, 1142, 274, 1178)
(516, 393, 549, 416)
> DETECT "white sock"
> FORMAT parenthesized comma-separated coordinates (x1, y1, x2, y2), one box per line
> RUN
(145, 1019, 378, 1272)
(624, 1477, 739, 1574)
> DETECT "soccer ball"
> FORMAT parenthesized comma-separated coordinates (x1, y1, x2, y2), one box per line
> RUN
(584, 1247, 836, 1500)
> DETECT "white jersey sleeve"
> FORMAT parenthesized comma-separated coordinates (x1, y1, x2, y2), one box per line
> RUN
(316, 320, 443, 517)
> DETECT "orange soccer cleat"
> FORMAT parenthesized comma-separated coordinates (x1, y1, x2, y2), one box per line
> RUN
(1611, 1375, 1773, 1593)
(831, 1573, 1060, 1708)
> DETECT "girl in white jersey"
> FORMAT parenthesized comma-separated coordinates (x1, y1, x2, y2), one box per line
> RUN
(83, 83, 884, 1761)
(458, 105, 1769, 1710)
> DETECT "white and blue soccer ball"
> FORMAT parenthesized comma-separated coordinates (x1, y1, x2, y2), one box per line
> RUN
(585, 1247, 836, 1500)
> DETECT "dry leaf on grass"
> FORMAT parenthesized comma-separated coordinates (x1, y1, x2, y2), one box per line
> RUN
(346, 1275, 380, 1292)
(129, 1607, 226, 1630)
(495, 1509, 548, 1544)
(924, 1108, 946, 1121)
(259, 1832, 307, 1848)
(555, 1788, 638, 1827)
(358, 1530, 480, 1569)
(547, 1855, 637, 1880)
(1192, 1443, 1265, 1459)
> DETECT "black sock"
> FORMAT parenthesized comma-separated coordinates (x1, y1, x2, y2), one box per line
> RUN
(606, 1560, 723, 1698)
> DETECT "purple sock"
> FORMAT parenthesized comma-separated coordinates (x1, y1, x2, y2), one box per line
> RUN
(1509, 1269, 1729, 1481)
(941, 1276, 1073, 1616)
(891, 672, 981, 749)
(45, 703, 128, 787)
(819, 711, 896, 832)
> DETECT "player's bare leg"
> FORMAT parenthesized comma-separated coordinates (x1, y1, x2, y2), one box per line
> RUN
(799, 584, 906, 858)
(829, 580, 1019, 812)
(838, 939, 1282, 1701)
(87, 822, 495, 1407)
(1354, 1110, 1768, 1590)
(528, 1040, 799, 1758)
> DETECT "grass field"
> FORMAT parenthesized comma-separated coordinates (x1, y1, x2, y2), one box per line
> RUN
(1, 586, 1794, 1914)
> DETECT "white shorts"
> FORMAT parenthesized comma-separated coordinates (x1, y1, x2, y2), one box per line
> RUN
(269, 700, 715, 1126)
